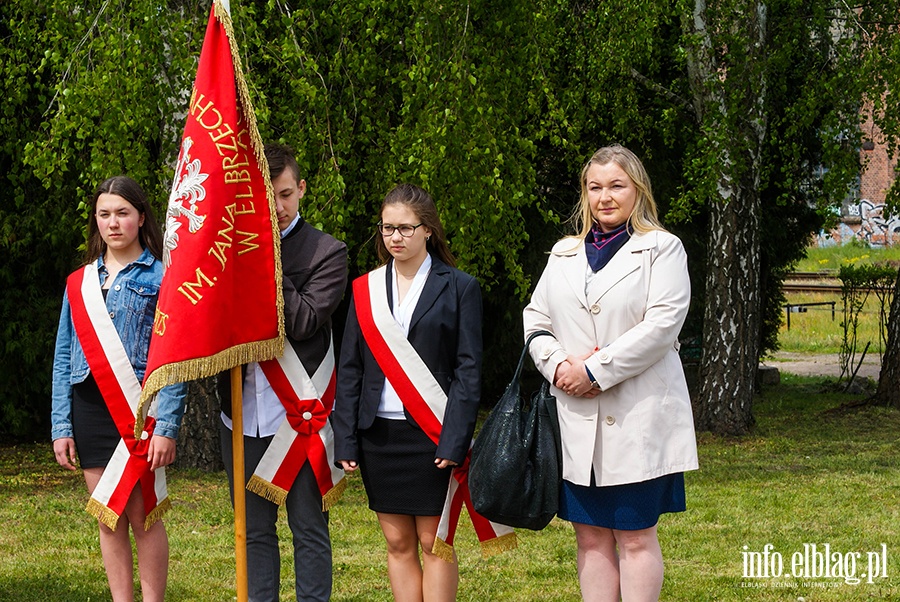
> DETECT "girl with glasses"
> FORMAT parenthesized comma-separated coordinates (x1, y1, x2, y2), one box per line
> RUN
(333, 183, 483, 602)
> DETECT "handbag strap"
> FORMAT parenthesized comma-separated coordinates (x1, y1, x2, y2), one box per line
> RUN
(525, 330, 554, 351)
(510, 330, 554, 383)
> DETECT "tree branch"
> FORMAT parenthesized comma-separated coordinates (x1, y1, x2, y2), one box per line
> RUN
(44, 0, 112, 116)
(629, 68, 696, 121)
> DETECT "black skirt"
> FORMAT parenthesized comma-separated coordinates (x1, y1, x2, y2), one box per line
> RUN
(71, 375, 120, 469)
(358, 417, 452, 515)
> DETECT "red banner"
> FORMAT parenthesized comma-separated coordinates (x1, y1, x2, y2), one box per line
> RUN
(138, 0, 284, 425)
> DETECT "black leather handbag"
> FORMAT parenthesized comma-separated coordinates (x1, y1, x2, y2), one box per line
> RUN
(469, 330, 562, 530)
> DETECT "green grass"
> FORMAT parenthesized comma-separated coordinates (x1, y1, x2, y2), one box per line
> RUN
(777, 291, 886, 355)
(2, 377, 899, 601)
(794, 241, 900, 273)
(778, 242, 897, 354)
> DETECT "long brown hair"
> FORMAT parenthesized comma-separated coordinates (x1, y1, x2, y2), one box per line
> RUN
(85, 176, 163, 264)
(568, 144, 665, 242)
(375, 184, 456, 267)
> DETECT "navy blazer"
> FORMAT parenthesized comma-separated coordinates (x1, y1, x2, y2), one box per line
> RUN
(332, 256, 483, 465)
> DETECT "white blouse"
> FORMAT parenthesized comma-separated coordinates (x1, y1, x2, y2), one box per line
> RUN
(377, 254, 433, 419)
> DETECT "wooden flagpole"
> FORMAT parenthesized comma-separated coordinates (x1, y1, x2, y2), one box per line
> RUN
(231, 366, 249, 602)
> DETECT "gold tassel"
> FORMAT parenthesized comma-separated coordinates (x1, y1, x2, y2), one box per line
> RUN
(85, 498, 121, 532)
(246, 475, 288, 505)
(321, 477, 348, 512)
(480, 532, 518, 559)
(431, 537, 457, 564)
(144, 498, 172, 531)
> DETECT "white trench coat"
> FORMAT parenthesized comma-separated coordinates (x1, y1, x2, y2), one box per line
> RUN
(523, 230, 699, 487)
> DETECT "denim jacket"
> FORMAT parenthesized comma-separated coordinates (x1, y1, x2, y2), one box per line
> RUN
(51, 247, 186, 441)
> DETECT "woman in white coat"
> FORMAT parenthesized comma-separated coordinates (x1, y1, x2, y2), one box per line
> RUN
(523, 145, 698, 602)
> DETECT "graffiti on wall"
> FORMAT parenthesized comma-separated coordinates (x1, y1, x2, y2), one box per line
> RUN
(819, 199, 900, 247)
(849, 200, 900, 246)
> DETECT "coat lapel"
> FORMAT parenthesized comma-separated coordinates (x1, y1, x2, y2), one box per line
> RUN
(586, 231, 656, 302)
(409, 257, 450, 332)
(555, 240, 591, 312)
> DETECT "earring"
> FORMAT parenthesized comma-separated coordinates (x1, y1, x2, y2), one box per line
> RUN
(426, 235, 431, 241)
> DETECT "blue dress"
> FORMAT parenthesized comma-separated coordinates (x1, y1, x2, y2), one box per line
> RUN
(558, 472, 686, 530)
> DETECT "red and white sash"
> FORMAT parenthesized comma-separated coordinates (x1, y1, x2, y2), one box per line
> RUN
(66, 262, 169, 531)
(248, 340, 346, 510)
(353, 266, 516, 562)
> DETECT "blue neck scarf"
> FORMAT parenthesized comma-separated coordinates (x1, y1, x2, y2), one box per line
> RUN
(585, 222, 631, 272)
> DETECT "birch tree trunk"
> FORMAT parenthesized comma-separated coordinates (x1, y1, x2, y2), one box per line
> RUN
(698, 188, 761, 433)
(684, 0, 768, 435)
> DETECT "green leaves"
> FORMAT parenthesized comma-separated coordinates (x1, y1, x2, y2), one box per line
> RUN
(4, 0, 899, 437)
(232, 0, 559, 298)
(0, 0, 208, 438)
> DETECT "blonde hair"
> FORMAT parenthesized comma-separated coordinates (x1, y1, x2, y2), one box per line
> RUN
(567, 145, 665, 241)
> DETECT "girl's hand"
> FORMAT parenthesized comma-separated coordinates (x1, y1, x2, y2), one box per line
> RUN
(148, 435, 176, 471)
(53, 437, 78, 471)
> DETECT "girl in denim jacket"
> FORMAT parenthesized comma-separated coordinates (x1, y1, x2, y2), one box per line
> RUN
(51, 176, 186, 602)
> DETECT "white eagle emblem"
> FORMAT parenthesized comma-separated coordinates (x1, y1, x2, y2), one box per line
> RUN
(163, 137, 209, 267)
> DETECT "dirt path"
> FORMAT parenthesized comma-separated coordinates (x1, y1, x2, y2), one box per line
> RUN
(763, 351, 881, 380)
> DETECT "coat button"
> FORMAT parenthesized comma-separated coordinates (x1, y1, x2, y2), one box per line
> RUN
(590, 304, 601, 314)
(140, 431, 149, 440)
(605, 415, 616, 426)
(114, 284, 121, 291)
(302, 411, 313, 421)
(109, 311, 115, 319)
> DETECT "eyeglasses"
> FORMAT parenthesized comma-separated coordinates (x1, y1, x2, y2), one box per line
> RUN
(377, 222, 424, 238)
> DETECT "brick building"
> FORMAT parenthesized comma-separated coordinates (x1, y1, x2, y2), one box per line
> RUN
(820, 110, 900, 247)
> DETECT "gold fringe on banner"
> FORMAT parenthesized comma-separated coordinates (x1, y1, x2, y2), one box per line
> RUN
(246, 475, 288, 506)
(321, 477, 348, 512)
(246, 475, 346, 511)
(85, 494, 172, 532)
(213, 0, 284, 336)
(432, 530, 517, 563)
(479, 531, 518, 559)
(144, 498, 172, 531)
(136, 337, 284, 436)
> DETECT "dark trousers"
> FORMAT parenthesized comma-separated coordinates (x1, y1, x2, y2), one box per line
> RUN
(220, 422, 332, 602)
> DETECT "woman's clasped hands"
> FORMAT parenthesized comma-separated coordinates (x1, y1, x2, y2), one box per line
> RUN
(553, 351, 600, 398)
